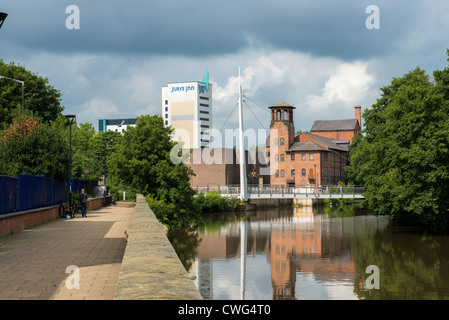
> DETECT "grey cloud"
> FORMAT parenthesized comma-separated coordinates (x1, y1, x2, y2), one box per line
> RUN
(1, 0, 434, 61)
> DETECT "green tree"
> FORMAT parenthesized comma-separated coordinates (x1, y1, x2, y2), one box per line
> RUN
(108, 115, 197, 228)
(346, 55, 449, 233)
(0, 116, 69, 179)
(0, 60, 63, 130)
(51, 115, 121, 182)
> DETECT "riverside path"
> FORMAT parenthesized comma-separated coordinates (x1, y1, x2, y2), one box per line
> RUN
(0, 202, 134, 300)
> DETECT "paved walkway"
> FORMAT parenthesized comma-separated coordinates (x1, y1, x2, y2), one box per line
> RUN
(0, 203, 134, 300)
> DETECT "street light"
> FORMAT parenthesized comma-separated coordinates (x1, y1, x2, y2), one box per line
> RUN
(102, 137, 111, 207)
(0, 12, 7, 29)
(0, 76, 25, 117)
(65, 115, 76, 215)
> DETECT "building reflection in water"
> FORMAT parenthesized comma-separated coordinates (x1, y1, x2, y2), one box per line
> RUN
(192, 206, 389, 300)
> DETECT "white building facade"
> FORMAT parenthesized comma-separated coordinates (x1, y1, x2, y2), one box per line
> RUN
(162, 81, 212, 149)
(97, 118, 137, 134)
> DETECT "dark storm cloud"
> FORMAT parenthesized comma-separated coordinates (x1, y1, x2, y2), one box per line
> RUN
(0, 0, 425, 60)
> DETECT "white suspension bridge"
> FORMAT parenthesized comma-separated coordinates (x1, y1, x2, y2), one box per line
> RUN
(195, 184, 365, 200)
(215, 67, 364, 202)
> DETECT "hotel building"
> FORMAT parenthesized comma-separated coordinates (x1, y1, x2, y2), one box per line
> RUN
(162, 81, 212, 149)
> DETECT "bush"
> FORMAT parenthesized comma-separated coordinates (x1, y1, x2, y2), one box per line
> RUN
(108, 183, 137, 202)
(146, 194, 199, 229)
(193, 191, 239, 213)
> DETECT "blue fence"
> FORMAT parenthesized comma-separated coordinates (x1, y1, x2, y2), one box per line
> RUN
(0, 174, 98, 215)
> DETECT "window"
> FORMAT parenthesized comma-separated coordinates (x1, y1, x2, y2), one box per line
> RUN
(200, 118, 209, 121)
(309, 153, 314, 160)
(280, 154, 284, 162)
(275, 170, 279, 178)
(301, 153, 306, 161)
(165, 100, 168, 105)
(291, 154, 295, 161)
(291, 170, 295, 178)
(277, 110, 281, 120)
(200, 96, 209, 100)
(274, 138, 278, 146)
(301, 169, 306, 176)
(275, 154, 279, 162)
(165, 121, 168, 125)
(200, 103, 209, 107)
(165, 114, 168, 119)
(280, 138, 284, 146)
(200, 110, 209, 114)
(281, 170, 285, 178)
(165, 107, 168, 112)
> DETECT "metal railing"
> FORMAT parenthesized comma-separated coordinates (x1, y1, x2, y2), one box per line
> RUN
(194, 184, 364, 198)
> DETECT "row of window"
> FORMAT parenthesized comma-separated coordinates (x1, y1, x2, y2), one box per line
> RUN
(273, 138, 284, 146)
(275, 169, 308, 178)
(274, 168, 345, 179)
(274, 153, 314, 161)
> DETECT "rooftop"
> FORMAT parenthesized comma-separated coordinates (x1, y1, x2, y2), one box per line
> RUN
(287, 133, 348, 152)
(268, 101, 296, 109)
(310, 119, 359, 131)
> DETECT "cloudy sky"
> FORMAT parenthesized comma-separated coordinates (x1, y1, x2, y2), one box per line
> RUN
(1, 1, 449, 146)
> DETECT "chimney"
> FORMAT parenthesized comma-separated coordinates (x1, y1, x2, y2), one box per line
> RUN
(355, 105, 361, 129)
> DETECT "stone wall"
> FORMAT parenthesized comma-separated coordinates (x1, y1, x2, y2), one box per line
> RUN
(114, 194, 202, 300)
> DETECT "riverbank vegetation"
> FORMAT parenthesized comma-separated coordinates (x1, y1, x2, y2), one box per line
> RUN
(346, 50, 449, 234)
(193, 191, 240, 213)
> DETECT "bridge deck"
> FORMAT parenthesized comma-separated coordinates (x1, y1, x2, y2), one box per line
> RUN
(195, 185, 365, 199)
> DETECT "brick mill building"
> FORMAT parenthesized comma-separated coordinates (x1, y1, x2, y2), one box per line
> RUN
(267, 102, 361, 187)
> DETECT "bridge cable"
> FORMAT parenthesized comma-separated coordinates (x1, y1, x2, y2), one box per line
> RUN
(217, 102, 238, 133)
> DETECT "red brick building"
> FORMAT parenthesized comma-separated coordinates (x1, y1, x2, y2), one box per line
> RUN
(186, 148, 269, 188)
(267, 102, 361, 187)
(310, 105, 361, 145)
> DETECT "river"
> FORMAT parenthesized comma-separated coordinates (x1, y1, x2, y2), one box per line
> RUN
(167, 203, 449, 300)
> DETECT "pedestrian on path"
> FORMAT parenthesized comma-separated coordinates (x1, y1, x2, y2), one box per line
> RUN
(79, 188, 88, 217)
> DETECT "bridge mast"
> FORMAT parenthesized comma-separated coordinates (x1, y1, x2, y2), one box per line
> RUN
(238, 67, 248, 202)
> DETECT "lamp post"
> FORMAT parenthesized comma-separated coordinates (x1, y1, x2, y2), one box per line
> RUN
(102, 137, 110, 207)
(0, 12, 7, 29)
(65, 115, 76, 213)
(0, 76, 25, 117)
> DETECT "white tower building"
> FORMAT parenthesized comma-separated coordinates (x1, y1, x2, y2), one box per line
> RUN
(162, 74, 212, 149)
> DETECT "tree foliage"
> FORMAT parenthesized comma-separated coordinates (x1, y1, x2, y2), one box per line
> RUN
(108, 115, 197, 228)
(346, 51, 449, 233)
(51, 115, 121, 181)
(0, 60, 63, 130)
(0, 116, 69, 179)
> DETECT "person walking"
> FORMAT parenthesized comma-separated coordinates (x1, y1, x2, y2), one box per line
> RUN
(79, 188, 88, 217)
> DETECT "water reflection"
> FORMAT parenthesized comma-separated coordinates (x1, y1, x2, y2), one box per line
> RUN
(168, 204, 449, 300)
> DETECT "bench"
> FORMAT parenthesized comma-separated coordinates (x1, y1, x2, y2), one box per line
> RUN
(61, 203, 75, 219)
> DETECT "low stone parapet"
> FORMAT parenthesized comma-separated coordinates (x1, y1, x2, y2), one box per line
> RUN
(114, 194, 202, 300)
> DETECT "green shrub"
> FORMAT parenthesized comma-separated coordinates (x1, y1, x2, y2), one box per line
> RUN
(193, 191, 239, 213)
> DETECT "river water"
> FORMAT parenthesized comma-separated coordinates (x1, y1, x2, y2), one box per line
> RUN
(168, 204, 449, 300)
